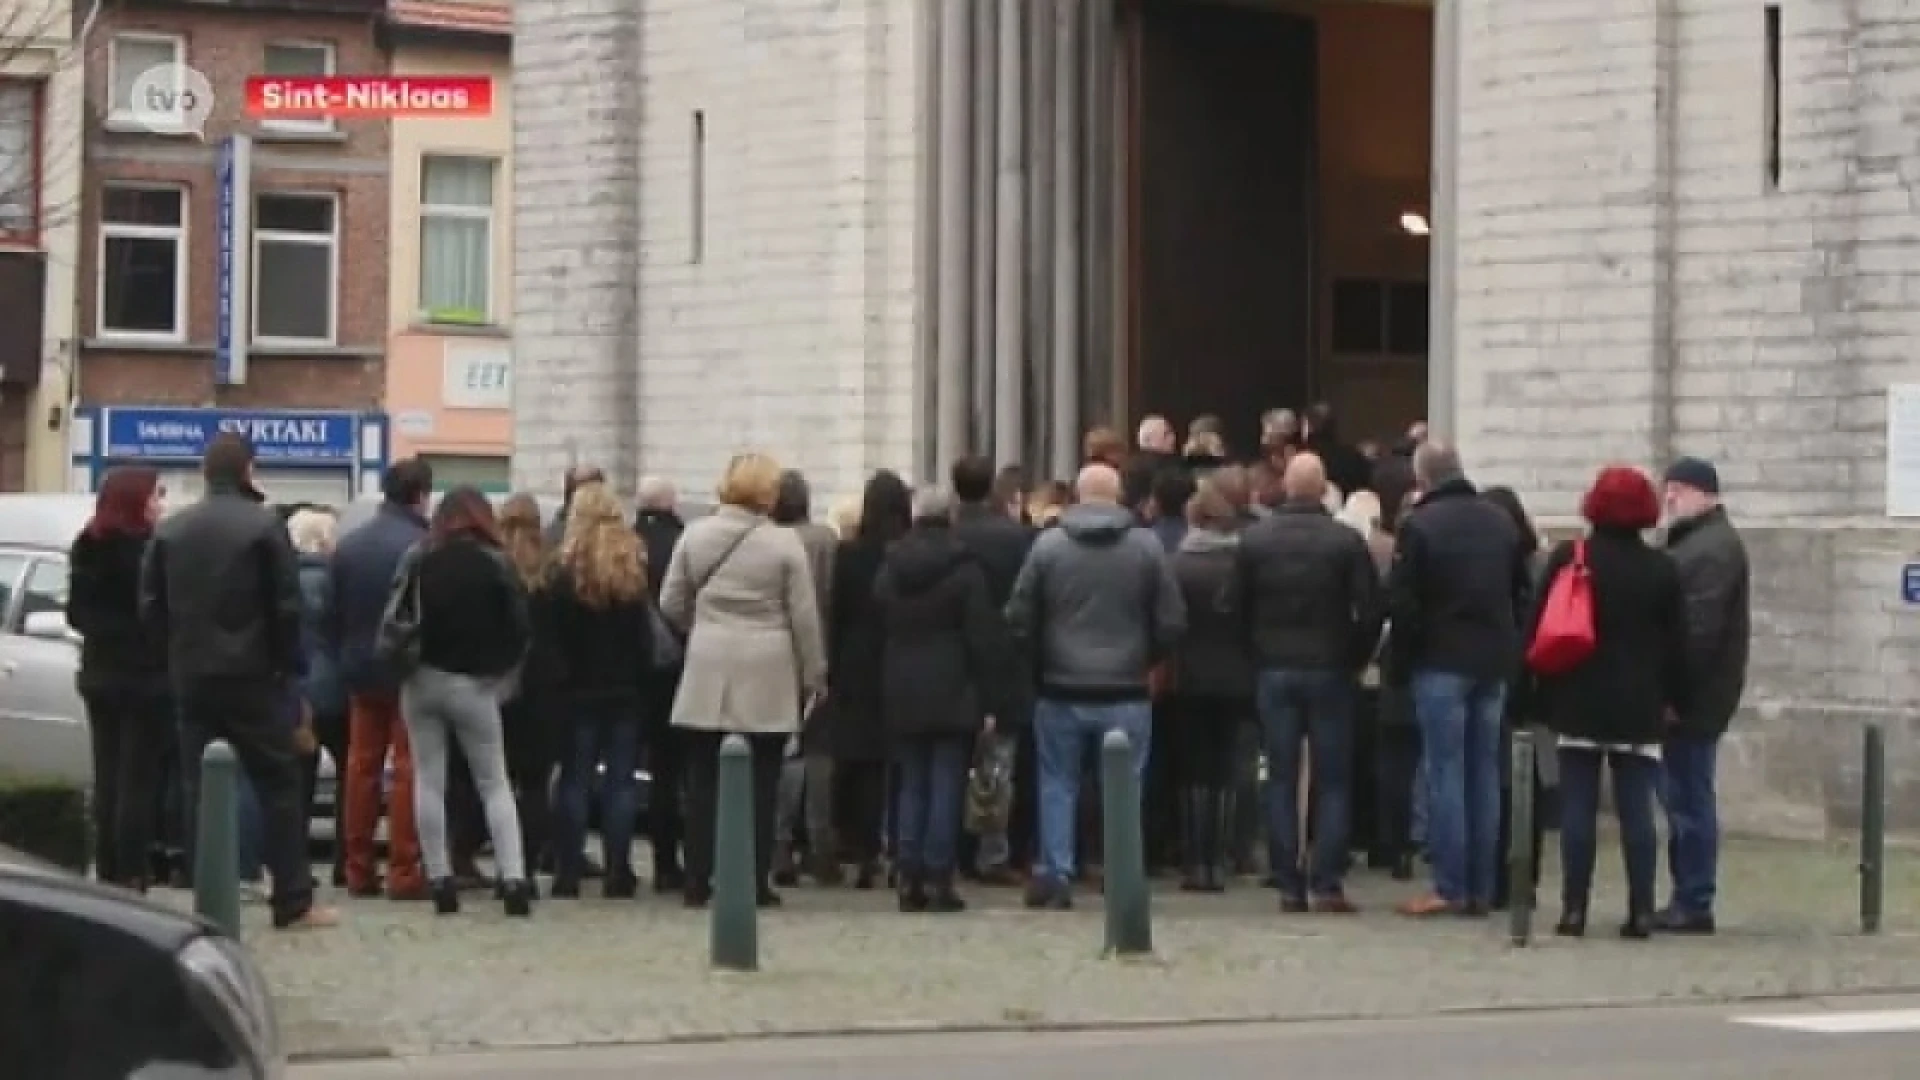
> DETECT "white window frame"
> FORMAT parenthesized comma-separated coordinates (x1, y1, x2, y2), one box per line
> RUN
(260, 40, 337, 135)
(417, 154, 496, 324)
(106, 32, 187, 129)
(251, 192, 340, 347)
(96, 183, 188, 343)
(0, 79, 41, 244)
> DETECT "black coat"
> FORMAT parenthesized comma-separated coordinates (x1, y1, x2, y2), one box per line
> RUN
(1238, 501, 1384, 674)
(67, 528, 164, 690)
(1529, 528, 1690, 747)
(544, 567, 654, 704)
(1168, 533, 1254, 701)
(874, 525, 1005, 738)
(1664, 507, 1750, 738)
(821, 539, 889, 760)
(142, 486, 304, 687)
(634, 509, 685, 603)
(1386, 478, 1531, 684)
(416, 537, 529, 679)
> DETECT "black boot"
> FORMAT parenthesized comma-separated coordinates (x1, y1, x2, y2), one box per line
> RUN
(431, 877, 460, 916)
(927, 869, 966, 913)
(501, 879, 534, 918)
(1555, 900, 1587, 938)
(1204, 788, 1231, 892)
(1179, 788, 1206, 892)
(897, 866, 928, 913)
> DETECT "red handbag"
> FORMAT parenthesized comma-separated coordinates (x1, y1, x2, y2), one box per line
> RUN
(1526, 540, 1596, 675)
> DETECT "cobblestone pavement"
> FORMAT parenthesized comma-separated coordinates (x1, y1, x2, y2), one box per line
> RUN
(222, 838, 1920, 1059)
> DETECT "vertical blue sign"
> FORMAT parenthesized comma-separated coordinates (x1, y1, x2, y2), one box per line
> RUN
(214, 134, 252, 385)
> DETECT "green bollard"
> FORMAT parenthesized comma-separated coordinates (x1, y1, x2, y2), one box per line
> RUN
(1861, 723, 1885, 935)
(1507, 730, 1535, 947)
(193, 741, 241, 937)
(710, 734, 759, 971)
(1100, 729, 1152, 957)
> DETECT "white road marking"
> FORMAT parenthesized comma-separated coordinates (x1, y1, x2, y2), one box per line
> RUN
(1734, 1009, 1920, 1035)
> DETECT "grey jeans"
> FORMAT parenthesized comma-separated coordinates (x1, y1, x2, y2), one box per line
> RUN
(401, 666, 526, 883)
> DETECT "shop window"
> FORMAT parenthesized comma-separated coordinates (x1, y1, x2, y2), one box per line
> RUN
(253, 192, 338, 345)
(418, 155, 495, 324)
(1331, 278, 1428, 357)
(98, 185, 187, 339)
(108, 33, 186, 129)
(0, 81, 41, 243)
(261, 42, 336, 135)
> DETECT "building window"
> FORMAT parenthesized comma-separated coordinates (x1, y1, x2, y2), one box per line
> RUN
(98, 185, 186, 339)
(1330, 278, 1428, 358)
(108, 33, 187, 127)
(0, 81, 39, 243)
(261, 42, 336, 134)
(418, 155, 494, 323)
(252, 192, 338, 345)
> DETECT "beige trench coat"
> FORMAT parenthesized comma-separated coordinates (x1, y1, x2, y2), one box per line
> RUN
(661, 505, 828, 734)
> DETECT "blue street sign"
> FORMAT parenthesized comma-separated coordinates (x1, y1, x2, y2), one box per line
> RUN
(102, 408, 358, 464)
(1902, 563, 1920, 605)
(214, 134, 252, 385)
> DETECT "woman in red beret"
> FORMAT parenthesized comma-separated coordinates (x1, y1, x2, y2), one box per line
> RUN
(1528, 465, 1691, 940)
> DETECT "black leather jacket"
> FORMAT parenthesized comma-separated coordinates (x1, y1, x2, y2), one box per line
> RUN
(141, 484, 304, 685)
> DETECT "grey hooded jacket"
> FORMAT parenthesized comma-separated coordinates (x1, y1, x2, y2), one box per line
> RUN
(1005, 502, 1186, 699)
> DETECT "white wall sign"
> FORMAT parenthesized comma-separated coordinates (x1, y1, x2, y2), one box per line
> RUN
(1886, 383, 1920, 517)
(442, 341, 512, 410)
(395, 409, 436, 437)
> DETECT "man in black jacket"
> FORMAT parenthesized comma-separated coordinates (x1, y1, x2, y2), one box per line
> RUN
(950, 456, 1035, 882)
(1239, 453, 1384, 911)
(142, 433, 335, 931)
(1387, 442, 1530, 918)
(1657, 457, 1749, 934)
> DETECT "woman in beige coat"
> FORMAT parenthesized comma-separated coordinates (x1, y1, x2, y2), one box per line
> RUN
(661, 452, 829, 908)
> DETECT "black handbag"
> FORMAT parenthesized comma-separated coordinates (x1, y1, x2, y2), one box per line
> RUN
(374, 546, 425, 677)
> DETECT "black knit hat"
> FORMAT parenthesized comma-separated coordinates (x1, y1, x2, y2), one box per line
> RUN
(1662, 456, 1720, 495)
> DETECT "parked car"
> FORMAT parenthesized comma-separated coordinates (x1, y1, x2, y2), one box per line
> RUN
(0, 495, 100, 789)
(0, 844, 283, 1078)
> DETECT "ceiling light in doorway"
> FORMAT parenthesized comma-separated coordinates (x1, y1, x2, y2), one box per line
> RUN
(1400, 212, 1431, 237)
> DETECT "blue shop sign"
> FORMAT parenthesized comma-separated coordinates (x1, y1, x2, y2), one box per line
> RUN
(103, 408, 358, 464)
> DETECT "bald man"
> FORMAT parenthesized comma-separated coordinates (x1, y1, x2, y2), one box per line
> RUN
(1005, 462, 1186, 910)
(1237, 451, 1384, 912)
(1124, 415, 1179, 513)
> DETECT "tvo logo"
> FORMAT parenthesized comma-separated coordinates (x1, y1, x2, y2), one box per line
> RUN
(126, 63, 215, 137)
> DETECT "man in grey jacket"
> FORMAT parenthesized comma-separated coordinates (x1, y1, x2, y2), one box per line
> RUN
(1006, 463, 1186, 910)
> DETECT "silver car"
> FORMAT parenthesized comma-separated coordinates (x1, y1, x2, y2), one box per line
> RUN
(0, 494, 100, 788)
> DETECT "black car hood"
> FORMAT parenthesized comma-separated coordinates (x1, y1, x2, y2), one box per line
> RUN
(0, 847, 208, 952)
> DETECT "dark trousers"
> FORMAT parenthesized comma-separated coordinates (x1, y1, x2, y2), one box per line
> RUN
(501, 694, 554, 874)
(1171, 695, 1242, 790)
(557, 696, 643, 883)
(1557, 746, 1659, 916)
(1660, 734, 1721, 915)
(297, 706, 349, 881)
(832, 758, 887, 865)
(683, 729, 784, 891)
(644, 681, 685, 876)
(177, 676, 313, 925)
(1374, 711, 1421, 861)
(891, 735, 969, 876)
(1143, 701, 1181, 869)
(1007, 724, 1039, 870)
(81, 681, 169, 887)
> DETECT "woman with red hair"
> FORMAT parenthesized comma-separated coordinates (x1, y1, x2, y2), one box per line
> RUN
(67, 465, 167, 890)
(1529, 465, 1691, 940)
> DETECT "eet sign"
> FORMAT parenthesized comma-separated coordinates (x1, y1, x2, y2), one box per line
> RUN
(443, 344, 512, 409)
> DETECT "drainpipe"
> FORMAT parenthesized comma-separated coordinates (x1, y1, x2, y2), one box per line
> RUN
(972, 0, 1000, 455)
(1427, 0, 1459, 440)
(1027, 1, 1056, 472)
(1050, 0, 1083, 481)
(992, 0, 1028, 468)
(913, 0, 944, 483)
(935, 0, 975, 474)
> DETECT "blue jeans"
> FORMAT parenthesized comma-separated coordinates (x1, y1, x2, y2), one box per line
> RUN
(1558, 747, 1658, 914)
(1410, 671, 1505, 906)
(1256, 669, 1355, 898)
(892, 735, 970, 876)
(1032, 698, 1152, 884)
(555, 698, 642, 882)
(1660, 735, 1720, 915)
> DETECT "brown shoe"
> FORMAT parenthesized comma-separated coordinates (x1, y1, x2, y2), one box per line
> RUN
(387, 881, 430, 902)
(1397, 892, 1457, 918)
(1312, 893, 1359, 914)
(275, 905, 341, 931)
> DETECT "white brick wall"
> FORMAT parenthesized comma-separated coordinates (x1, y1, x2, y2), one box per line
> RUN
(633, 0, 920, 503)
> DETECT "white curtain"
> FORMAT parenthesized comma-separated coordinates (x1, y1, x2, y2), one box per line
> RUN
(0, 85, 32, 234)
(419, 157, 493, 318)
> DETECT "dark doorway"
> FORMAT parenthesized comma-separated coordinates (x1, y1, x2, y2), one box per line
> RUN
(1129, 0, 1316, 456)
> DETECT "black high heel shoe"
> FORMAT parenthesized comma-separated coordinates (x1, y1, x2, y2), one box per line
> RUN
(502, 879, 534, 918)
(1553, 907, 1587, 938)
(1619, 911, 1654, 940)
(431, 878, 460, 916)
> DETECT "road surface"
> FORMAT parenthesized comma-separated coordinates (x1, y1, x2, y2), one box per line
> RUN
(292, 996, 1920, 1079)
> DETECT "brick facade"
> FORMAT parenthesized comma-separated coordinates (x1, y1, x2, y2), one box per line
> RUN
(79, 3, 388, 412)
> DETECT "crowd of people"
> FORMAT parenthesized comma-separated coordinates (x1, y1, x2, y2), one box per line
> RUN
(64, 402, 1751, 941)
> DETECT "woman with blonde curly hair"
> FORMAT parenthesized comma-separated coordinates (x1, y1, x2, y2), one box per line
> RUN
(496, 493, 559, 880)
(546, 482, 658, 898)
